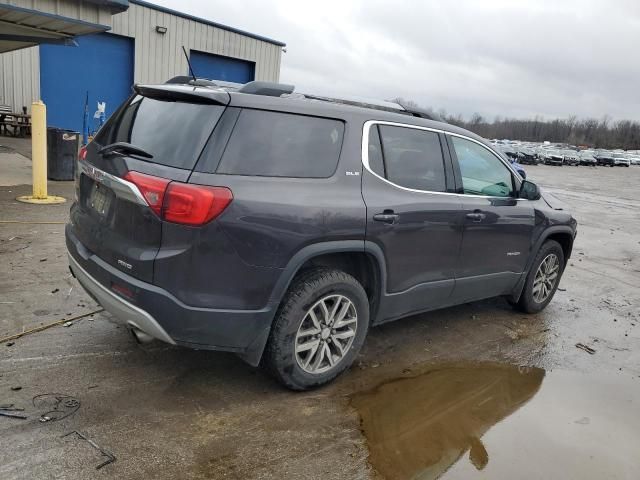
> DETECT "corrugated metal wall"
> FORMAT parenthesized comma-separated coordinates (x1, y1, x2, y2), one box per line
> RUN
(0, 46, 39, 111)
(0, 1, 282, 112)
(7, 0, 113, 27)
(110, 3, 282, 84)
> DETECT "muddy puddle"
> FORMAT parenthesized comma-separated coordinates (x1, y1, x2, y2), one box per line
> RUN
(351, 363, 640, 480)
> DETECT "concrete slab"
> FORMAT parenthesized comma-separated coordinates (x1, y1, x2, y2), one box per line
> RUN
(0, 152, 33, 186)
(0, 136, 32, 159)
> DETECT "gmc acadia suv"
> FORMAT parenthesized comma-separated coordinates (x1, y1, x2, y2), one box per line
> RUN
(66, 80, 577, 390)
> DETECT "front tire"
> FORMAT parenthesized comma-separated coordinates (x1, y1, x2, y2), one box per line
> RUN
(516, 240, 565, 313)
(263, 268, 370, 390)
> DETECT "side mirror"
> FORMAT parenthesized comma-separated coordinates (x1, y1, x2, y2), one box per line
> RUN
(519, 180, 541, 200)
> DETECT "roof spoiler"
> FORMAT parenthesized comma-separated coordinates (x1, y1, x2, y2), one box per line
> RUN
(164, 76, 241, 88)
(238, 81, 294, 97)
(133, 84, 230, 105)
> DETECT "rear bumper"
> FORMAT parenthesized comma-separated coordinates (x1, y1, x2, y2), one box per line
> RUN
(69, 253, 175, 345)
(66, 225, 275, 365)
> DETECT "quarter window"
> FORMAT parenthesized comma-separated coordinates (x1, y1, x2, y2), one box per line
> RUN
(451, 136, 514, 197)
(217, 109, 344, 178)
(372, 125, 447, 192)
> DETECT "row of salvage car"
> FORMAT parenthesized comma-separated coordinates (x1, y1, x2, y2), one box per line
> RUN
(492, 140, 639, 167)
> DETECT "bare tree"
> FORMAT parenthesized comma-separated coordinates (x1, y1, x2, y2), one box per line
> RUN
(383, 98, 640, 149)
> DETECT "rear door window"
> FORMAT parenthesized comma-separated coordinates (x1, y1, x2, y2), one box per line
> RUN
(375, 125, 447, 192)
(367, 125, 386, 177)
(94, 95, 224, 170)
(216, 109, 344, 178)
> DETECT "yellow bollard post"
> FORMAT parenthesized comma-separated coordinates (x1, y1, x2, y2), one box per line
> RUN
(17, 101, 66, 204)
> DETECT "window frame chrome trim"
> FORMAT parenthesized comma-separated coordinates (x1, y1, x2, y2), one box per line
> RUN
(361, 120, 525, 199)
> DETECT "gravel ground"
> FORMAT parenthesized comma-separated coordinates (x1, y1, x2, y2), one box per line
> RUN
(0, 162, 638, 479)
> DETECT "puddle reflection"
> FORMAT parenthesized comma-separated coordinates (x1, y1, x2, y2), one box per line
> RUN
(351, 363, 544, 480)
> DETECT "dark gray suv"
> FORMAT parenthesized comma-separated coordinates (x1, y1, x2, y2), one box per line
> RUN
(66, 80, 577, 390)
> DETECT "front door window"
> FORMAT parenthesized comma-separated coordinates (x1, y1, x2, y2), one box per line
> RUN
(451, 137, 514, 197)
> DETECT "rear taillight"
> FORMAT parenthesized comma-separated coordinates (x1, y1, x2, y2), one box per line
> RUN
(123, 171, 232, 225)
(124, 171, 169, 216)
(164, 183, 233, 226)
(78, 145, 87, 161)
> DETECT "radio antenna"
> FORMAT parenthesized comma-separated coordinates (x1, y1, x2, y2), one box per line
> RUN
(182, 46, 197, 82)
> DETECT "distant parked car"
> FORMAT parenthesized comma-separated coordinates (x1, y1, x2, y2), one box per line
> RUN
(627, 155, 640, 165)
(509, 158, 527, 178)
(534, 146, 549, 162)
(542, 149, 564, 166)
(578, 151, 597, 166)
(498, 145, 519, 161)
(595, 151, 615, 167)
(562, 150, 580, 166)
(612, 153, 631, 167)
(517, 148, 538, 165)
(496, 147, 527, 178)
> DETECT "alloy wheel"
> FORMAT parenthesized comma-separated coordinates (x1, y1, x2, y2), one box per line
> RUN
(294, 294, 358, 374)
(532, 253, 560, 303)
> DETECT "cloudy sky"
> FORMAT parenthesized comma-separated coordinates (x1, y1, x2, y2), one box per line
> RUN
(155, 0, 640, 121)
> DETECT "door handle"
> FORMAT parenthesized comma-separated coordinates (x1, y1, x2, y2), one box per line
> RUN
(465, 211, 486, 222)
(373, 212, 399, 224)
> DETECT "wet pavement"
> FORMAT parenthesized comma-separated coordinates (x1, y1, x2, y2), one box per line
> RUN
(1, 160, 639, 479)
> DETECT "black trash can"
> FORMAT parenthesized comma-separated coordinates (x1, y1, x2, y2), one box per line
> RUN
(47, 128, 79, 181)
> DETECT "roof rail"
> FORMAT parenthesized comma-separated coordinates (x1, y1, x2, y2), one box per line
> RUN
(396, 102, 446, 122)
(238, 81, 295, 97)
(163, 76, 445, 122)
(298, 94, 446, 122)
(301, 93, 405, 114)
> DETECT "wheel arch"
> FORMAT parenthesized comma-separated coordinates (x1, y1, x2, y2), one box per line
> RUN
(509, 226, 575, 303)
(238, 241, 386, 368)
(268, 241, 386, 321)
(545, 231, 574, 265)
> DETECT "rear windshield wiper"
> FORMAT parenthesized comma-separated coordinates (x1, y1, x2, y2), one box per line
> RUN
(98, 142, 153, 159)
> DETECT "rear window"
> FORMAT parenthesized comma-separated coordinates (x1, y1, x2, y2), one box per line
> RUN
(216, 109, 344, 178)
(94, 95, 224, 169)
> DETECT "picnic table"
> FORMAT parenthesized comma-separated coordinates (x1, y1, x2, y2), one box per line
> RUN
(0, 109, 31, 137)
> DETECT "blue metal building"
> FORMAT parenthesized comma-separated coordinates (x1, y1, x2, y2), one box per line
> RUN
(0, 0, 285, 133)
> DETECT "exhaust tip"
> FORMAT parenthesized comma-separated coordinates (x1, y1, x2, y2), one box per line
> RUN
(130, 326, 154, 344)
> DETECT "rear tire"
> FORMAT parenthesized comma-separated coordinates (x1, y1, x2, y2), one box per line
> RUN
(516, 240, 565, 313)
(263, 268, 369, 390)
